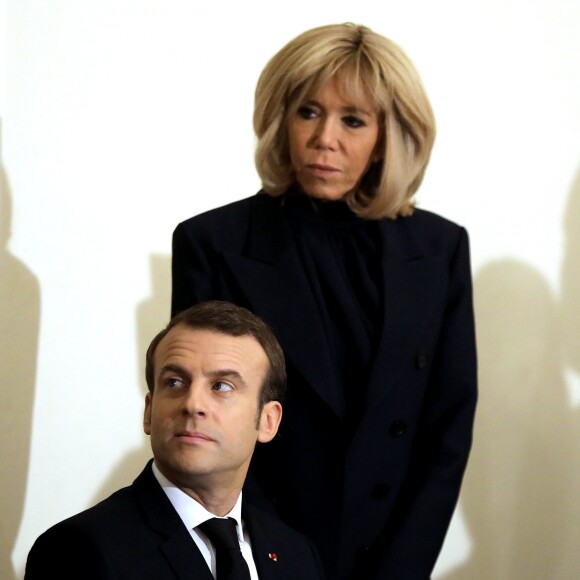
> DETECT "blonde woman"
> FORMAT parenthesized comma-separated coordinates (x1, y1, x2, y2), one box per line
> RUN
(172, 23, 477, 580)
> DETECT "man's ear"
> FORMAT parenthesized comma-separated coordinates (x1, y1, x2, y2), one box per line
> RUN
(257, 401, 282, 443)
(143, 392, 152, 435)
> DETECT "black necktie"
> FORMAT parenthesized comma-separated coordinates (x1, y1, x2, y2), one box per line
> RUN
(198, 517, 251, 580)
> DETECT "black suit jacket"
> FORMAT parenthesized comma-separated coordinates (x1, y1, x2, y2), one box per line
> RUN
(25, 461, 325, 580)
(172, 193, 477, 580)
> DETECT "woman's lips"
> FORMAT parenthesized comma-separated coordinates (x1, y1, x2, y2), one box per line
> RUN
(306, 164, 340, 176)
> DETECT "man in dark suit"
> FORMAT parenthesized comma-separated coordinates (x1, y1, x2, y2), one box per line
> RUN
(25, 301, 325, 580)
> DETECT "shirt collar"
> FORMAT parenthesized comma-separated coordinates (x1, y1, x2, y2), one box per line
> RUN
(151, 461, 245, 541)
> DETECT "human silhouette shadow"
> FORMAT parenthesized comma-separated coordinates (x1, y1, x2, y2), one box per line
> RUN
(0, 132, 41, 580)
(440, 258, 573, 579)
(89, 254, 171, 504)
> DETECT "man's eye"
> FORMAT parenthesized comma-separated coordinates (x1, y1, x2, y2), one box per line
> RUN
(297, 106, 318, 120)
(212, 381, 234, 393)
(166, 378, 184, 388)
(343, 115, 365, 128)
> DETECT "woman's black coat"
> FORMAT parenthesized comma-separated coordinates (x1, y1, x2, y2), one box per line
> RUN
(171, 192, 477, 580)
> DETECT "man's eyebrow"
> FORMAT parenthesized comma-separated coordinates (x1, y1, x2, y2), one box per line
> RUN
(158, 363, 190, 378)
(205, 369, 248, 388)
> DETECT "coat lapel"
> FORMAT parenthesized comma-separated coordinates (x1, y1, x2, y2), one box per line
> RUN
(222, 195, 344, 418)
(364, 218, 448, 411)
(133, 462, 214, 580)
(222, 196, 448, 420)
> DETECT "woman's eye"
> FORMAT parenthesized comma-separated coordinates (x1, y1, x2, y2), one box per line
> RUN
(297, 106, 318, 120)
(212, 381, 234, 393)
(343, 115, 365, 128)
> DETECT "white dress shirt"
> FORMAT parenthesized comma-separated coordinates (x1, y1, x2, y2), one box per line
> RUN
(152, 462, 259, 580)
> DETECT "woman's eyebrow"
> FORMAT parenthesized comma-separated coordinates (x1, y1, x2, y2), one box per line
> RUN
(342, 105, 373, 116)
(302, 99, 373, 117)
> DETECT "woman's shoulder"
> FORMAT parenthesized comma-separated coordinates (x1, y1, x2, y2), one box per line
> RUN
(403, 207, 465, 232)
(389, 207, 469, 257)
(173, 191, 280, 249)
(397, 207, 468, 240)
(176, 192, 267, 229)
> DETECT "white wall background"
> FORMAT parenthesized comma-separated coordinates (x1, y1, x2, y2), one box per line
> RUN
(2, 1, 579, 578)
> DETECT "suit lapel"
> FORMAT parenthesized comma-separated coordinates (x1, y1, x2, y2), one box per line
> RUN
(134, 465, 315, 579)
(243, 505, 300, 580)
(364, 219, 448, 411)
(222, 195, 344, 418)
(133, 462, 214, 580)
(159, 535, 213, 580)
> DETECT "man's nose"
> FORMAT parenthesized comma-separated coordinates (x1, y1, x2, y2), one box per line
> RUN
(181, 384, 207, 416)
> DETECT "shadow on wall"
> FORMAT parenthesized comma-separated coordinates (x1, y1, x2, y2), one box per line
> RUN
(0, 136, 41, 580)
(89, 254, 171, 504)
(442, 168, 580, 580)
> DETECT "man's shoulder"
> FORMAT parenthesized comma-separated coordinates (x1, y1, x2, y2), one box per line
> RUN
(30, 465, 159, 546)
(24, 467, 187, 579)
(34, 484, 139, 544)
(25, 485, 138, 579)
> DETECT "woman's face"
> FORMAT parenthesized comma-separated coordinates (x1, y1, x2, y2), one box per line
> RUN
(287, 75, 380, 201)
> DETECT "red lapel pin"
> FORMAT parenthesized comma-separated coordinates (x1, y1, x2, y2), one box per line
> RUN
(268, 553, 278, 562)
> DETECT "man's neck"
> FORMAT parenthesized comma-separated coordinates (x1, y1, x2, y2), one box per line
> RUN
(153, 461, 244, 517)
(179, 484, 241, 517)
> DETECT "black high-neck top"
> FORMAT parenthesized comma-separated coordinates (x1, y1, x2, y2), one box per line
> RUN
(281, 192, 383, 430)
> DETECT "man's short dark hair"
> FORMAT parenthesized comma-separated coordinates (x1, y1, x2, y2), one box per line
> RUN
(145, 301, 286, 410)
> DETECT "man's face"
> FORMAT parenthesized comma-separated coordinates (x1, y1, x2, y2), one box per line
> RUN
(143, 325, 281, 494)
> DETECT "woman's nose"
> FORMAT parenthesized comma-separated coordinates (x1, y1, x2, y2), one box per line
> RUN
(312, 117, 339, 150)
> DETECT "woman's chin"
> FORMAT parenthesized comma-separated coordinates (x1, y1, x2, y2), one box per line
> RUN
(299, 186, 349, 202)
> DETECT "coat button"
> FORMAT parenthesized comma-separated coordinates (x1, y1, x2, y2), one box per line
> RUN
(415, 352, 429, 369)
(372, 483, 391, 499)
(390, 420, 407, 437)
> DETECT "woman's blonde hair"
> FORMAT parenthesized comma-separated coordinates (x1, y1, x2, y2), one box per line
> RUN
(254, 23, 436, 219)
